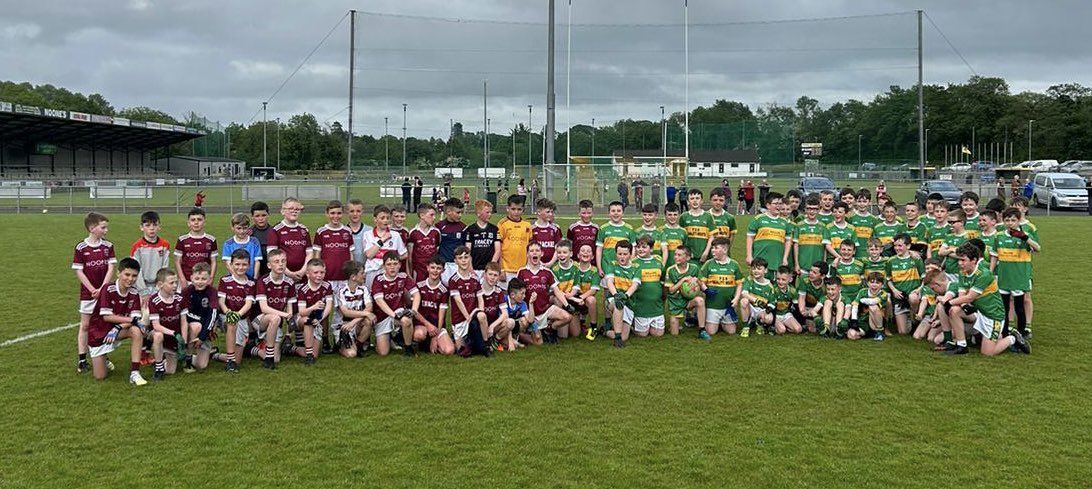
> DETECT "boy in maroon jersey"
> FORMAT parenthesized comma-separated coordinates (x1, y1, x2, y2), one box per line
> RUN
(371, 253, 421, 357)
(87, 257, 147, 385)
(406, 202, 441, 281)
(567, 200, 600, 267)
(73, 212, 117, 374)
(447, 246, 482, 355)
(335, 260, 376, 358)
(255, 249, 296, 369)
(174, 207, 218, 290)
(217, 249, 255, 373)
(181, 262, 219, 372)
(267, 197, 312, 281)
(477, 262, 515, 351)
(516, 242, 573, 344)
(284, 258, 334, 365)
(148, 269, 186, 381)
(533, 198, 563, 267)
(414, 257, 455, 355)
(390, 206, 411, 274)
(312, 200, 355, 293)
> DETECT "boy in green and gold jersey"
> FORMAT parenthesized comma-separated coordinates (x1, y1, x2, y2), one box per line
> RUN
(903, 201, 930, 257)
(797, 261, 829, 333)
(661, 202, 689, 267)
(993, 207, 1040, 338)
(849, 272, 890, 341)
(886, 233, 925, 335)
(746, 192, 792, 280)
(664, 246, 704, 336)
(635, 204, 665, 263)
(631, 236, 666, 338)
(872, 202, 906, 247)
(830, 241, 865, 299)
(848, 189, 880, 259)
(794, 196, 830, 276)
(739, 258, 776, 337)
(826, 203, 857, 262)
(604, 240, 641, 348)
(679, 188, 715, 262)
(700, 237, 744, 338)
(596, 201, 637, 279)
(709, 187, 738, 254)
(772, 266, 803, 334)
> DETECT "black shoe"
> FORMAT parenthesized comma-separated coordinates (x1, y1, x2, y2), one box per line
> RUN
(613, 337, 625, 348)
(944, 345, 969, 355)
(356, 343, 368, 358)
(321, 340, 334, 355)
(1023, 327, 1033, 341)
(456, 345, 472, 358)
(1011, 330, 1031, 354)
(403, 345, 417, 357)
(263, 356, 276, 370)
(152, 370, 165, 381)
(226, 360, 239, 373)
(77, 360, 90, 374)
(483, 347, 494, 358)
(304, 353, 315, 366)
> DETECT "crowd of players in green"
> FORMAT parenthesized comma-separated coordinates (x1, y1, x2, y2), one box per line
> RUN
(70, 183, 1038, 385)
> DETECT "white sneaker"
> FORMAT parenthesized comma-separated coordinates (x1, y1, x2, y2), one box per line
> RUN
(106, 360, 115, 371)
(129, 371, 148, 386)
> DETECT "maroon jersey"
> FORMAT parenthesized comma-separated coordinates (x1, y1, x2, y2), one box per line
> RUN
(72, 239, 117, 300)
(406, 225, 441, 280)
(516, 266, 557, 314)
(267, 221, 312, 271)
(256, 274, 296, 314)
(149, 292, 184, 334)
(415, 279, 448, 328)
(89, 282, 140, 346)
(174, 233, 218, 281)
(532, 222, 563, 263)
(478, 284, 506, 321)
(218, 275, 255, 317)
(370, 272, 417, 322)
(295, 281, 334, 312)
(566, 221, 600, 263)
(446, 270, 481, 324)
(312, 224, 355, 281)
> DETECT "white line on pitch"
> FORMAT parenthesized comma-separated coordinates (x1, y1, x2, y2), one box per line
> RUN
(0, 323, 78, 348)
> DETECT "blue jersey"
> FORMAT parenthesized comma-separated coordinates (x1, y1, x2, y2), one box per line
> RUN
(221, 236, 263, 279)
(505, 296, 529, 323)
(436, 219, 467, 262)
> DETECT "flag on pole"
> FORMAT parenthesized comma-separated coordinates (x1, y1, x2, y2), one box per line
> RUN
(961, 146, 972, 156)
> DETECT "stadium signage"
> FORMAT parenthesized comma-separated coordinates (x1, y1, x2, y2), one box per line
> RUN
(113, 117, 130, 126)
(0, 101, 12, 112)
(129, 121, 147, 128)
(14, 104, 41, 115)
(70, 111, 91, 122)
(43, 108, 68, 118)
(90, 114, 113, 124)
(146, 122, 162, 130)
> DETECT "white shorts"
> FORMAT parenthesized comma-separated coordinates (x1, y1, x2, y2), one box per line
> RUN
(706, 306, 738, 326)
(88, 341, 115, 358)
(376, 316, 399, 336)
(535, 305, 562, 330)
(775, 312, 794, 324)
(633, 315, 665, 333)
(252, 314, 285, 344)
(231, 318, 252, 346)
(441, 263, 459, 284)
(999, 289, 1026, 296)
(748, 304, 765, 320)
(607, 299, 634, 325)
(79, 299, 97, 315)
(972, 311, 1006, 341)
(452, 319, 470, 340)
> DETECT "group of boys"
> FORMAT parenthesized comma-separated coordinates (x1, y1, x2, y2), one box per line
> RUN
(74, 183, 1039, 384)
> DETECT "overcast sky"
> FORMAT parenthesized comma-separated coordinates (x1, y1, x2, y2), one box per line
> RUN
(2, 0, 1087, 139)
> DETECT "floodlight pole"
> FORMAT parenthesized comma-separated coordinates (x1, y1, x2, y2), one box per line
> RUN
(528, 105, 533, 174)
(484, 80, 489, 170)
(262, 101, 268, 167)
(402, 103, 407, 175)
(384, 117, 389, 173)
(591, 118, 595, 157)
(1028, 119, 1034, 161)
(276, 117, 281, 172)
(684, 0, 690, 184)
(917, 9, 925, 181)
(346, 9, 356, 196)
(545, 0, 556, 190)
(661, 106, 666, 159)
(858, 134, 862, 168)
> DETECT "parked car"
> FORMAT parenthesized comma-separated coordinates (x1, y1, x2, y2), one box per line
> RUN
(970, 160, 995, 171)
(859, 162, 878, 171)
(798, 176, 837, 199)
(949, 163, 972, 171)
(915, 179, 963, 207)
(1032, 172, 1088, 209)
(1067, 161, 1092, 179)
(1025, 159, 1059, 172)
(1062, 160, 1092, 172)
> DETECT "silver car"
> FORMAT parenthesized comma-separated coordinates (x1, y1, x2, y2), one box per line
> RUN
(1032, 172, 1088, 209)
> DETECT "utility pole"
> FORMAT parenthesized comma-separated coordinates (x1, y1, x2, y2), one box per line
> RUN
(384, 117, 389, 173)
(262, 101, 267, 167)
(545, 0, 556, 189)
(917, 9, 925, 180)
(276, 117, 281, 172)
(346, 9, 356, 196)
(402, 103, 407, 175)
(484, 80, 489, 170)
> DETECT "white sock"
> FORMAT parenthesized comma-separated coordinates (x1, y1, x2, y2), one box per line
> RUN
(1007, 336, 1016, 346)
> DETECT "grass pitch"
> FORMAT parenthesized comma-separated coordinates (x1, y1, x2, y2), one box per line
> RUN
(1, 211, 1089, 488)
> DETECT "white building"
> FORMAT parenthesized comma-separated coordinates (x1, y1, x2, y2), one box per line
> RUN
(611, 149, 765, 178)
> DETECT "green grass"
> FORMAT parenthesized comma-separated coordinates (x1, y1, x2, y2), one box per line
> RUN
(1, 212, 1089, 488)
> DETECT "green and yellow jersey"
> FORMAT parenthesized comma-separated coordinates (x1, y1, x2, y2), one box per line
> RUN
(747, 213, 792, 274)
(992, 232, 1034, 293)
(771, 285, 798, 315)
(741, 277, 776, 308)
(596, 221, 637, 275)
(661, 224, 688, 266)
(904, 221, 929, 249)
(872, 221, 907, 247)
(847, 212, 880, 258)
(700, 257, 743, 311)
(679, 209, 714, 259)
(794, 219, 830, 272)
(958, 267, 1006, 324)
(886, 254, 925, 294)
(863, 256, 889, 280)
(665, 262, 700, 316)
(632, 255, 665, 318)
(827, 222, 857, 260)
(831, 258, 866, 298)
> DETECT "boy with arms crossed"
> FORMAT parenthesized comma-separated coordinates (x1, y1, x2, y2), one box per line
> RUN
(794, 197, 829, 276)
(313, 200, 355, 293)
(74, 212, 117, 374)
(362, 205, 407, 288)
(886, 233, 925, 335)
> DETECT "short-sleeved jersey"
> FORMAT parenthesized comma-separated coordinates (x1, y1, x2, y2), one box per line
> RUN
(596, 221, 638, 275)
(963, 213, 982, 239)
(847, 212, 879, 258)
(406, 225, 441, 280)
(251, 224, 273, 277)
(182, 284, 219, 321)
(928, 225, 951, 256)
(661, 225, 688, 265)
(771, 285, 798, 314)
(479, 284, 507, 321)
(390, 226, 410, 259)
(498, 217, 533, 273)
(940, 232, 968, 274)
(175, 233, 218, 281)
(574, 264, 600, 295)
(978, 231, 999, 258)
(90, 282, 141, 342)
(921, 215, 937, 228)
(72, 238, 117, 300)
(794, 220, 830, 271)
(130, 237, 170, 293)
(992, 232, 1034, 292)
(780, 217, 797, 270)
(256, 274, 296, 314)
(334, 282, 371, 326)
(904, 221, 929, 248)
(149, 293, 184, 333)
(295, 281, 333, 312)
(516, 266, 557, 314)
(362, 228, 407, 274)
(826, 222, 857, 259)
(635, 226, 663, 252)
(370, 272, 416, 322)
(465, 222, 500, 270)
(797, 277, 826, 309)
(218, 275, 256, 317)
(665, 263, 700, 313)
(505, 298, 529, 322)
(222, 236, 263, 280)
(709, 210, 738, 241)
(436, 219, 468, 262)
(747, 214, 791, 268)
(741, 277, 776, 308)
(853, 288, 890, 308)
(312, 224, 355, 281)
(679, 210, 715, 258)
(532, 222, 563, 264)
(606, 263, 641, 297)
(863, 257, 889, 281)
(816, 212, 835, 226)
(632, 255, 665, 318)
(700, 258, 743, 310)
(886, 255, 925, 294)
(552, 262, 579, 294)
(830, 258, 865, 298)
(267, 221, 311, 271)
(958, 267, 1005, 321)
(447, 271, 482, 324)
(566, 221, 601, 263)
(415, 280, 449, 328)
(349, 222, 373, 264)
(872, 221, 907, 247)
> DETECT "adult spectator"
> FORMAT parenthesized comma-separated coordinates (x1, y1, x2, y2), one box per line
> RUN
(736, 180, 746, 214)
(757, 179, 771, 210)
(651, 180, 662, 207)
(617, 179, 629, 208)
(401, 177, 412, 210)
(633, 179, 644, 209)
(721, 179, 732, 208)
(743, 180, 755, 214)
(412, 176, 423, 212)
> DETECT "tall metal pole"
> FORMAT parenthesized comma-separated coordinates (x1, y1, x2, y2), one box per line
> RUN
(527, 105, 533, 171)
(565, 0, 572, 198)
(1028, 119, 1034, 161)
(276, 117, 281, 172)
(347, 9, 356, 195)
(858, 134, 862, 167)
(545, 0, 556, 189)
(484, 80, 489, 170)
(262, 101, 268, 167)
(925, 128, 930, 165)
(384, 117, 389, 173)
(684, 0, 690, 165)
(591, 117, 595, 157)
(661, 106, 666, 159)
(402, 103, 407, 175)
(917, 9, 925, 180)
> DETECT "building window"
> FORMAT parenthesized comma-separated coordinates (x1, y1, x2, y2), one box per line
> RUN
(731, 163, 739, 168)
(718, 164, 724, 173)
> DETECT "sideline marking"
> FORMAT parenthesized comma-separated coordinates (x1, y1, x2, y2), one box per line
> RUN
(0, 323, 78, 348)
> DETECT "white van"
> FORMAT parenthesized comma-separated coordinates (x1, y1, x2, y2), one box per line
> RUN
(1033, 172, 1088, 209)
(1025, 159, 1059, 172)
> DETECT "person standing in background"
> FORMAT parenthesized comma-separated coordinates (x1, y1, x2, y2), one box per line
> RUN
(758, 179, 771, 212)
(401, 177, 412, 211)
(412, 176, 424, 213)
(743, 180, 756, 215)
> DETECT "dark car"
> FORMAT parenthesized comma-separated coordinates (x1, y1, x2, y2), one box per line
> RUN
(915, 179, 963, 207)
(798, 176, 836, 199)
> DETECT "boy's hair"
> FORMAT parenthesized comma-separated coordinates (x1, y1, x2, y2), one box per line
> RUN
(507, 277, 527, 294)
(140, 211, 160, 225)
(664, 202, 680, 214)
(820, 189, 836, 198)
(608, 200, 624, 209)
(954, 242, 981, 261)
(811, 261, 830, 276)
(866, 272, 884, 283)
(535, 198, 556, 211)
(832, 202, 849, 213)
(882, 202, 897, 211)
(839, 187, 856, 199)
(750, 257, 768, 269)
(507, 194, 525, 206)
(1011, 196, 1029, 208)
(960, 191, 979, 204)
(786, 189, 803, 201)
(927, 192, 944, 202)
(485, 262, 503, 273)
(231, 212, 250, 227)
(322, 200, 341, 212)
(711, 236, 730, 249)
(342, 260, 363, 278)
(776, 265, 792, 276)
(191, 262, 212, 275)
(905, 201, 920, 211)
(118, 257, 141, 273)
(866, 237, 882, 249)
(84, 212, 108, 231)
(923, 268, 946, 286)
(675, 245, 691, 257)
(188, 207, 206, 218)
(979, 209, 998, 222)
(641, 203, 658, 214)
(267, 248, 286, 260)
(1001, 207, 1022, 220)
(967, 238, 986, 255)
(429, 256, 446, 267)
(250, 201, 270, 214)
(855, 188, 871, 201)
(948, 210, 966, 222)
(923, 257, 942, 268)
(766, 191, 784, 203)
(556, 239, 572, 251)
(526, 241, 542, 251)
(156, 268, 177, 284)
(892, 233, 911, 246)
(348, 198, 364, 208)
(635, 235, 655, 248)
(382, 253, 401, 264)
(687, 188, 703, 197)
(417, 202, 436, 215)
(230, 248, 251, 262)
(804, 195, 821, 207)
(984, 198, 1006, 213)
(824, 276, 842, 287)
(839, 239, 857, 249)
(474, 199, 493, 212)
(390, 205, 407, 214)
(453, 245, 470, 257)
(444, 197, 464, 210)
(615, 240, 633, 253)
(373, 204, 391, 217)
(282, 197, 300, 207)
(306, 257, 325, 269)
(578, 199, 594, 210)
(710, 188, 727, 198)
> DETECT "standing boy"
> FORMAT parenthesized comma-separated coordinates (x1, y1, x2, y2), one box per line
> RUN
(406, 202, 441, 282)
(793, 196, 830, 276)
(362, 205, 407, 288)
(347, 198, 373, 264)
(313, 200, 355, 294)
(498, 195, 533, 286)
(436, 198, 468, 281)
(993, 207, 1039, 338)
(631, 236, 666, 337)
(130, 211, 170, 306)
(465, 199, 501, 273)
(221, 213, 262, 280)
(267, 197, 311, 281)
(249, 201, 273, 277)
(567, 200, 600, 266)
(848, 189, 879, 259)
(73, 212, 119, 374)
(679, 188, 714, 262)
(175, 207, 218, 290)
(532, 198, 563, 267)
(709, 187, 738, 253)
(661, 202, 689, 267)
(635, 204, 665, 263)
(746, 192, 792, 279)
(596, 201, 638, 279)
